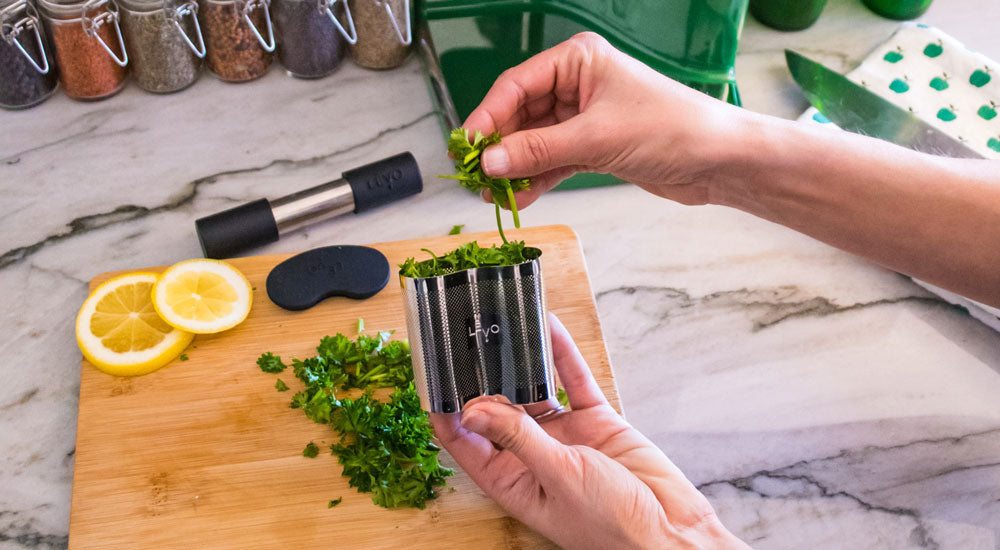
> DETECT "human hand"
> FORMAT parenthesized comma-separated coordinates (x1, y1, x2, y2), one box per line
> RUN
(430, 313, 749, 550)
(464, 32, 753, 208)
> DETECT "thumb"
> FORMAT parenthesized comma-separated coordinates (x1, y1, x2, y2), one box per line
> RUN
(482, 122, 587, 178)
(461, 399, 569, 482)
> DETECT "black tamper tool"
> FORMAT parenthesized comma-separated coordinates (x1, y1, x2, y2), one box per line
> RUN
(266, 245, 390, 311)
(195, 152, 422, 259)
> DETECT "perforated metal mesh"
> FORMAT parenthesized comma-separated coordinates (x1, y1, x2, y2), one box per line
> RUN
(401, 257, 555, 413)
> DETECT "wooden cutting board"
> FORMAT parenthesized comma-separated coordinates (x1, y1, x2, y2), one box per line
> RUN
(69, 224, 620, 550)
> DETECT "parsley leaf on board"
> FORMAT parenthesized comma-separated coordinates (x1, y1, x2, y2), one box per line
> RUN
(448, 224, 464, 235)
(328, 497, 343, 508)
(275, 379, 289, 392)
(179, 353, 189, 362)
(398, 240, 540, 279)
(257, 352, 287, 373)
(303, 441, 320, 458)
(439, 128, 530, 243)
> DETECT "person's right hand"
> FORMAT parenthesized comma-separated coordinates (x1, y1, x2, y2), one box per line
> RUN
(464, 32, 753, 208)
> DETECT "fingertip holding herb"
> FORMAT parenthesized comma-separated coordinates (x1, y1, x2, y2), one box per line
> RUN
(275, 379, 289, 392)
(303, 441, 320, 458)
(440, 128, 530, 243)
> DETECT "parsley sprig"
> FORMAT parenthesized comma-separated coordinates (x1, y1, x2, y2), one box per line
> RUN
(439, 128, 530, 243)
(257, 327, 452, 509)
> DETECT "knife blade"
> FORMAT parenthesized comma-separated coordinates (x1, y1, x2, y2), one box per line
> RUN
(785, 49, 984, 159)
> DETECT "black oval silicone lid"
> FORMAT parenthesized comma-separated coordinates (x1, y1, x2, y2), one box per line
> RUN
(266, 245, 390, 311)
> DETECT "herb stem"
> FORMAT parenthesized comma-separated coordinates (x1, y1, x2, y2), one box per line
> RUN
(505, 185, 520, 228)
(494, 203, 508, 244)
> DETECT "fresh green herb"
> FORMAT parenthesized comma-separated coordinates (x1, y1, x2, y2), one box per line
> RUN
(275, 379, 290, 392)
(257, 352, 287, 373)
(448, 224, 464, 235)
(303, 441, 320, 458)
(179, 353, 189, 362)
(556, 387, 569, 407)
(328, 497, 343, 508)
(399, 240, 540, 279)
(439, 128, 530, 243)
(257, 331, 452, 509)
(356, 318, 364, 334)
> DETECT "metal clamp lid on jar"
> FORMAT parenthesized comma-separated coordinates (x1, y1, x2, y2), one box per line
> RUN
(119, 0, 206, 58)
(1, 0, 51, 73)
(370, 0, 409, 45)
(316, 0, 356, 44)
(205, 0, 275, 52)
(37, 0, 129, 66)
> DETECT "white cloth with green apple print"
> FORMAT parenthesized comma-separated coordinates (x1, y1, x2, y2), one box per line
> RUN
(799, 22, 1000, 331)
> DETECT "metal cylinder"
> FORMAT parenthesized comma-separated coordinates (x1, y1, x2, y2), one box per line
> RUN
(400, 252, 555, 414)
(271, 178, 354, 235)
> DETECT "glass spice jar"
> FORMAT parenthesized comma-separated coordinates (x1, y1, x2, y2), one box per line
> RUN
(118, 0, 204, 92)
(348, 0, 409, 69)
(1, 0, 59, 109)
(37, 0, 128, 100)
(272, 0, 353, 78)
(199, 0, 273, 81)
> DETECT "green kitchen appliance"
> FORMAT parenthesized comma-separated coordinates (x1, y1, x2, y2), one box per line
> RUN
(416, 0, 749, 189)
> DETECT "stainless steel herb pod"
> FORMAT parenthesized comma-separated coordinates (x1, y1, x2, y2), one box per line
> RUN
(400, 248, 556, 414)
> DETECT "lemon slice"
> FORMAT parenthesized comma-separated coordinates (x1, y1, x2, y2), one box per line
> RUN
(76, 272, 194, 376)
(152, 259, 253, 334)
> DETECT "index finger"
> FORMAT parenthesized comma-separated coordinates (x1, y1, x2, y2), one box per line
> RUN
(463, 39, 582, 136)
(548, 312, 608, 409)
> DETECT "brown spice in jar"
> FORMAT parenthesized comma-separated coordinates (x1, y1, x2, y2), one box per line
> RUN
(47, 8, 128, 99)
(200, 0, 271, 81)
(348, 0, 409, 70)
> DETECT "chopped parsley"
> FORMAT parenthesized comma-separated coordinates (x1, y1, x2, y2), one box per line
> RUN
(257, 352, 286, 373)
(258, 328, 452, 509)
(303, 441, 319, 458)
(179, 353, 189, 362)
(328, 497, 343, 508)
(556, 387, 569, 407)
(448, 224, 464, 235)
(275, 379, 289, 392)
(399, 240, 540, 279)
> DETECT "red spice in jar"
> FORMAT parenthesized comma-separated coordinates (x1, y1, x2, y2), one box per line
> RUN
(43, 5, 127, 99)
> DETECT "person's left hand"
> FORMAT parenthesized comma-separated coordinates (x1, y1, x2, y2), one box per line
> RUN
(430, 313, 748, 550)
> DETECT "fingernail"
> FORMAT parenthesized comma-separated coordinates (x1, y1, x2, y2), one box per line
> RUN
(460, 408, 489, 433)
(481, 189, 493, 203)
(482, 145, 510, 176)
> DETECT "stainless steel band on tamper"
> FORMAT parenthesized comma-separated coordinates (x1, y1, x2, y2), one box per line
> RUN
(400, 252, 556, 413)
(195, 152, 422, 259)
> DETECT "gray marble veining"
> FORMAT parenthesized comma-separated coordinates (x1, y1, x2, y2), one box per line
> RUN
(2, 0, 999, 548)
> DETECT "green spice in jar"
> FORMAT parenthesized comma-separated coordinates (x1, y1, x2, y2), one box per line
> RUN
(0, 0, 59, 109)
(119, 0, 204, 93)
(348, 0, 409, 70)
(38, 0, 128, 100)
(199, 0, 272, 81)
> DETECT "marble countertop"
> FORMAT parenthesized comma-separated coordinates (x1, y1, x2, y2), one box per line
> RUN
(2, 0, 999, 548)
